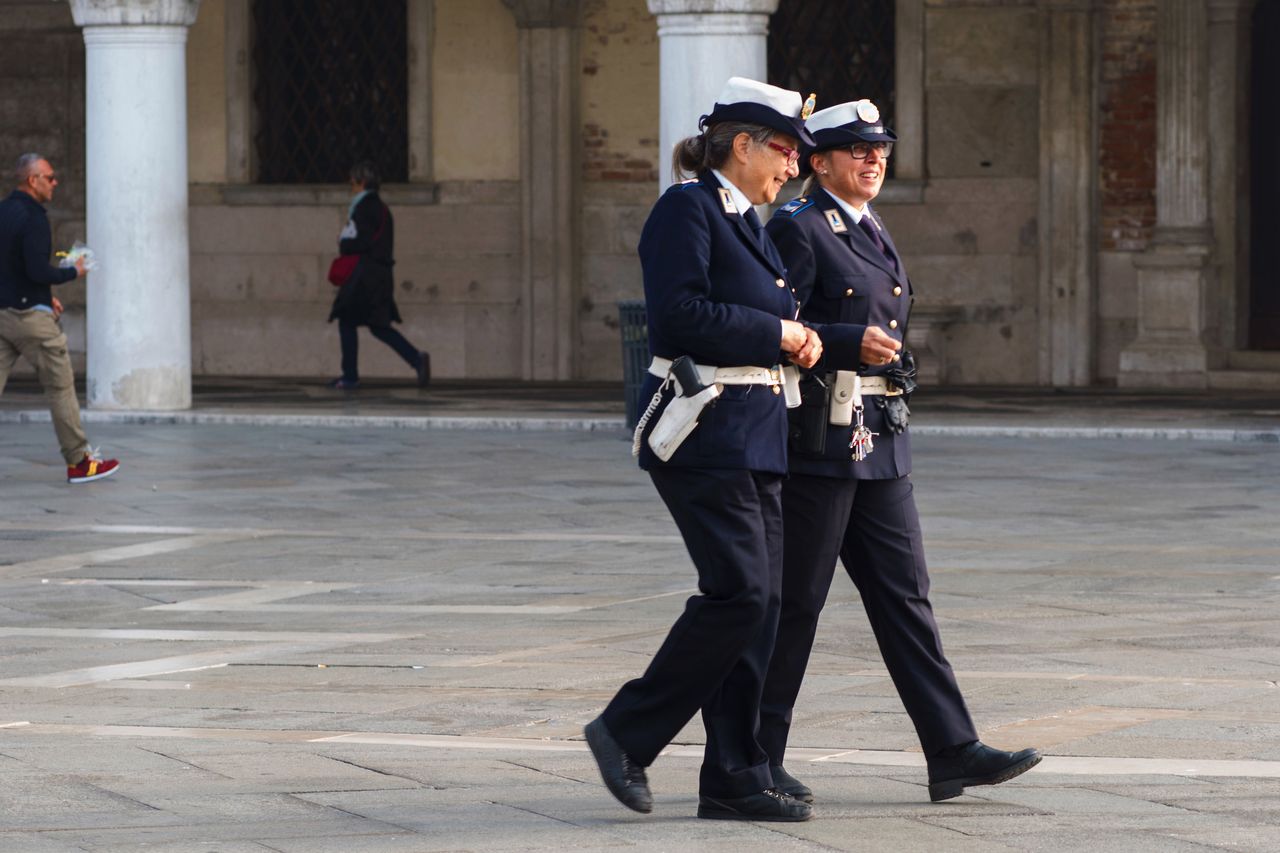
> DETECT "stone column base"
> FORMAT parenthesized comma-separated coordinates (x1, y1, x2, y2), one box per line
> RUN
(1117, 242, 1213, 389)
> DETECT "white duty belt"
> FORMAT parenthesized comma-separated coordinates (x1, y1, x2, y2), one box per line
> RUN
(648, 356, 784, 388)
(829, 370, 901, 427)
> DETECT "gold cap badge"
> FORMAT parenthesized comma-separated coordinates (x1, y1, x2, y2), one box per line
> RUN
(801, 93, 816, 120)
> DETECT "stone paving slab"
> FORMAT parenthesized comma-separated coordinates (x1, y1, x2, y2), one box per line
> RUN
(0, 421, 1278, 849)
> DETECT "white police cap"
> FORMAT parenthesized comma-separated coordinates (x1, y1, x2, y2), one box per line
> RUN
(806, 99, 897, 146)
(700, 77, 816, 147)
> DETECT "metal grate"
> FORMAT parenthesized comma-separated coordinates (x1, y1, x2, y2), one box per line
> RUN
(768, 0, 896, 122)
(251, 0, 408, 184)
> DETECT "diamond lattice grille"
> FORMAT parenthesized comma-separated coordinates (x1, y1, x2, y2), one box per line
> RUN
(769, 0, 895, 121)
(252, 0, 408, 184)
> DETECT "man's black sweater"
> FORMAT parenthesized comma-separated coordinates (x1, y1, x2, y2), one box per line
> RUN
(0, 190, 76, 310)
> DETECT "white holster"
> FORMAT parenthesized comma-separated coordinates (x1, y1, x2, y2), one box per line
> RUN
(647, 384, 721, 461)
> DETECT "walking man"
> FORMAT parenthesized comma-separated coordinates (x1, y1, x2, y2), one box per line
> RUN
(0, 153, 120, 483)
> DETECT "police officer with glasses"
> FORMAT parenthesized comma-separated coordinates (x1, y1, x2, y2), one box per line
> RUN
(584, 77, 822, 822)
(760, 100, 1041, 803)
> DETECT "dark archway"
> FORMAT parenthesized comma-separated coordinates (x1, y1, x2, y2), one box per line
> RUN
(1250, 0, 1280, 348)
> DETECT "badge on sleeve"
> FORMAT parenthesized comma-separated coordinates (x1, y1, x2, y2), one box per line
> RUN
(718, 187, 737, 215)
(824, 208, 848, 234)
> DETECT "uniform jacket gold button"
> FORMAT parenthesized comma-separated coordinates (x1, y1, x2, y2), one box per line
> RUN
(844, 288, 853, 296)
(771, 385, 781, 395)
(889, 319, 899, 329)
(893, 286, 902, 296)
(776, 278, 786, 288)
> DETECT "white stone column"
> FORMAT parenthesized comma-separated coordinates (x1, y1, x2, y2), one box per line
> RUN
(1119, 0, 1215, 388)
(647, 0, 780, 192)
(70, 0, 199, 410)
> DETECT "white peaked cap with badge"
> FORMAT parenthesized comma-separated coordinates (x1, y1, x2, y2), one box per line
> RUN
(808, 99, 881, 133)
(717, 77, 803, 119)
(701, 77, 817, 147)
(804, 98, 897, 148)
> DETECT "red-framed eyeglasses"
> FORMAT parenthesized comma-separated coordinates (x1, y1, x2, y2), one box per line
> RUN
(765, 141, 801, 166)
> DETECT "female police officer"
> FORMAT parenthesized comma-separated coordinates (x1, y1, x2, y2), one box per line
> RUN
(759, 101, 1041, 803)
(584, 78, 822, 822)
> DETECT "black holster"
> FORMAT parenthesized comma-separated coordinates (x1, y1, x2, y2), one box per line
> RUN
(788, 374, 830, 455)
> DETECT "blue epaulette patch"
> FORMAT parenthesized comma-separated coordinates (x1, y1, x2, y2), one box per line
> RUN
(777, 197, 814, 217)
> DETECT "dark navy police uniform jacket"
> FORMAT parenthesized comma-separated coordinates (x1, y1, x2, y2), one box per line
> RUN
(766, 187, 913, 480)
(635, 171, 799, 475)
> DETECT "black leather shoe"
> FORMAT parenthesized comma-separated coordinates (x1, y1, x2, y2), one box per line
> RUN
(584, 717, 652, 813)
(927, 741, 1042, 802)
(697, 788, 813, 822)
(770, 764, 813, 803)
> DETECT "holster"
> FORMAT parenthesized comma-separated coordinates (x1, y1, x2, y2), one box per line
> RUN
(788, 374, 830, 455)
(647, 384, 721, 461)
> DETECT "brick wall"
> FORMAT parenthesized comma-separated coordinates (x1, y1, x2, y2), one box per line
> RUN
(580, 0, 659, 184)
(582, 122, 658, 183)
(1098, 0, 1157, 252)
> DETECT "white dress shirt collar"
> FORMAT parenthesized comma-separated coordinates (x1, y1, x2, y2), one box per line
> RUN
(823, 188, 868, 225)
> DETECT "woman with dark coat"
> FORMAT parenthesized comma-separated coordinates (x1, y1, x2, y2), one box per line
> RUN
(583, 77, 822, 823)
(760, 100, 1040, 804)
(328, 161, 429, 389)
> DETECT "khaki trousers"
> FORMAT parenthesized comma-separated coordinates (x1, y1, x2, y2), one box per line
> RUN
(0, 308, 90, 465)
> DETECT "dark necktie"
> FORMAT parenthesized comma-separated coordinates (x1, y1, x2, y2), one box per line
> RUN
(743, 206, 764, 246)
(857, 214, 898, 272)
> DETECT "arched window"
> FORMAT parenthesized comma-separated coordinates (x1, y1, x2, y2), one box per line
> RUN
(251, 0, 409, 184)
(768, 0, 895, 118)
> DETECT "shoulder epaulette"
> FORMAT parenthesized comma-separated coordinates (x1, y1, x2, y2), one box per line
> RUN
(777, 197, 815, 217)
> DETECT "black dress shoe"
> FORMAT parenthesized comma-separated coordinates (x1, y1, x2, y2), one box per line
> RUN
(584, 717, 652, 813)
(697, 788, 813, 822)
(926, 741, 1042, 802)
(770, 764, 813, 803)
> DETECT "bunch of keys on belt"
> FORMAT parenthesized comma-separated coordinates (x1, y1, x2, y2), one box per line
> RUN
(849, 404, 877, 461)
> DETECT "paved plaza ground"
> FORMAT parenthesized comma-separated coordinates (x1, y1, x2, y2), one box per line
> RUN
(1, 407, 1279, 851)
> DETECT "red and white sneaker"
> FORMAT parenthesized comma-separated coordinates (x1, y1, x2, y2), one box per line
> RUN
(67, 448, 120, 484)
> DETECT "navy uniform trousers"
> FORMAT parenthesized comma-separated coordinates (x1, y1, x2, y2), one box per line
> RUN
(759, 189, 978, 764)
(601, 171, 799, 798)
(758, 473, 977, 761)
(603, 467, 783, 797)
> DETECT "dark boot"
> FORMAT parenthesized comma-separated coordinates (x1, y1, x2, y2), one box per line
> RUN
(770, 764, 813, 803)
(697, 788, 812, 822)
(927, 741, 1042, 802)
(584, 717, 652, 813)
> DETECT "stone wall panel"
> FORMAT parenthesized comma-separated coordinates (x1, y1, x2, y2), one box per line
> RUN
(464, 303, 523, 377)
(926, 86, 1038, 177)
(879, 200, 1036, 258)
(394, 254, 521, 306)
(926, 6, 1038, 86)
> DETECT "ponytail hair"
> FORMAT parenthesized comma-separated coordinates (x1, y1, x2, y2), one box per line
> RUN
(670, 121, 776, 183)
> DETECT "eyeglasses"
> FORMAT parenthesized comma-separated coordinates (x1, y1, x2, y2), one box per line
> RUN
(765, 141, 800, 166)
(843, 142, 893, 160)
(34, 173, 56, 182)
